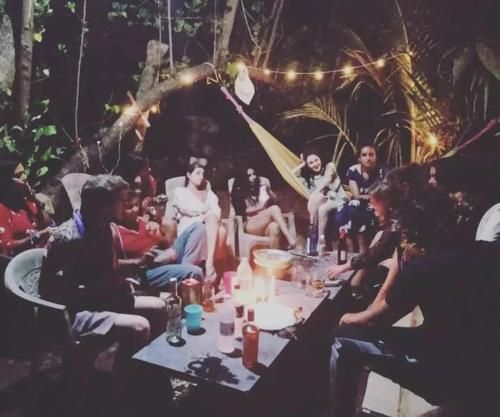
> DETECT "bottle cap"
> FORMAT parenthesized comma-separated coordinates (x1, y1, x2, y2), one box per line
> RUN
(235, 304, 244, 318)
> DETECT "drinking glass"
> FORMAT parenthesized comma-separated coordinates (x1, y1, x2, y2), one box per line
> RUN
(202, 282, 215, 312)
(305, 267, 325, 297)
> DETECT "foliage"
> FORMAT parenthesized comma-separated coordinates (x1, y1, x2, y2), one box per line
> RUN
(279, 1, 498, 168)
(0, 89, 65, 187)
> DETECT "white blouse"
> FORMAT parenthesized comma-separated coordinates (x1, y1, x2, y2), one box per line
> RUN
(173, 187, 221, 235)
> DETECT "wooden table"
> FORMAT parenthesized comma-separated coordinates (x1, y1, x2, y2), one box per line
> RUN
(133, 279, 332, 393)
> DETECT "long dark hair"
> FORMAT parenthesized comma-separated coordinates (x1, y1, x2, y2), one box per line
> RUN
(0, 158, 28, 211)
(378, 165, 458, 254)
(231, 167, 260, 217)
(300, 147, 326, 190)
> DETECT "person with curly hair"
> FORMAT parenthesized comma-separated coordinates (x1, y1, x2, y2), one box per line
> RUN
(328, 164, 500, 417)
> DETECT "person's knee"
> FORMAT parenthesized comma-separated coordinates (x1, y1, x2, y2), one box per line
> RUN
(319, 202, 335, 217)
(267, 221, 281, 237)
(189, 265, 204, 280)
(205, 212, 219, 224)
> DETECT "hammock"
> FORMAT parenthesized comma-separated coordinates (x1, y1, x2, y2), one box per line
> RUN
(221, 86, 310, 199)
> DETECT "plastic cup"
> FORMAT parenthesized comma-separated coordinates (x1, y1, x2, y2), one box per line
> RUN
(184, 304, 202, 333)
(223, 271, 236, 295)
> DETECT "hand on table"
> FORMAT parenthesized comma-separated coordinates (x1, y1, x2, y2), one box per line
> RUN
(326, 263, 349, 279)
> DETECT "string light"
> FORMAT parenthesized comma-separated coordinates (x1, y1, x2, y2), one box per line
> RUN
(150, 104, 160, 114)
(342, 64, 353, 76)
(122, 105, 136, 117)
(314, 70, 324, 81)
(180, 72, 194, 85)
(428, 133, 438, 147)
(236, 61, 246, 71)
(244, 52, 403, 80)
(286, 70, 297, 81)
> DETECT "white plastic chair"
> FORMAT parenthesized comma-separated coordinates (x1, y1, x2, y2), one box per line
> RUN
(228, 177, 296, 259)
(163, 176, 235, 258)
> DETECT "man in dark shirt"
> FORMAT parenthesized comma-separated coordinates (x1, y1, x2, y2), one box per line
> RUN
(328, 241, 500, 417)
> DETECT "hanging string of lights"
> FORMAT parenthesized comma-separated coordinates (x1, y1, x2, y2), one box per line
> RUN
(237, 51, 409, 81)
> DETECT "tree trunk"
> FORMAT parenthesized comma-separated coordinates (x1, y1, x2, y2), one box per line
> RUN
(134, 40, 169, 151)
(13, 0, 34, 124)
(262, 0, 284, 70)
(42, 0, 240, 205)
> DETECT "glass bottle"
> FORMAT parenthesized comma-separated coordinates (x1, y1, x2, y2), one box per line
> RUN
(307, 223, 318, 256)
(234, 304, 244, 339)
(242, 308, 259, 369)
(337, 230, 348, 265)
(317, 234, 326, 257)
(217, 308, 235, 354)
(236, 257, 252, 304)
(165, 278, 183, 344)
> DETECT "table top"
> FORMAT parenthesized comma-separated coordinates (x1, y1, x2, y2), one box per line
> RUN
(133, 279, 331, 393)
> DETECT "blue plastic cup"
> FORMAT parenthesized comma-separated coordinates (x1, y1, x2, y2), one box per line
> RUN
(184, 304, 202, 333)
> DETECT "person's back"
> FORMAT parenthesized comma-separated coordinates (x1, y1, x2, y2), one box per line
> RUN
(386, 240, 500, 408)
(476, 202, 500, 242)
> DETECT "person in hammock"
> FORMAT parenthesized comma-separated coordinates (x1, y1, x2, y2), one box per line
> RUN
(293, 147, 348, 248)
(231, 166, 296, 250)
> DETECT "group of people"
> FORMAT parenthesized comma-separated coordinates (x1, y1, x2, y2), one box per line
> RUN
(2, 146, 500, 417)
(295, 144, 386, 253)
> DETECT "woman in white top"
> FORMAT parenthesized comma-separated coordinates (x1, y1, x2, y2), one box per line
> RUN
(294, 149, 347, 240)
(231, 167, 296, 249)
(173, 160, 225, 281)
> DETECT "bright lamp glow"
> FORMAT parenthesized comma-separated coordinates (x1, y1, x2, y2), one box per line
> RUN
(375, 58, 386, 68)
(180, 72, 194, 85)
(428, 134, 438, 147)
(263, 68, 271, 76)
(342, 65, 353, 76)
(314, 70, 324, 81)
(286, 70, 297, 81)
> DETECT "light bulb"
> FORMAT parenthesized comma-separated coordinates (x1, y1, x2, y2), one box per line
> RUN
(314, 70, 324, 81)
(342, 65, 353, 76)
(286, 70, 297, 81)
(375, 58, 385, 68)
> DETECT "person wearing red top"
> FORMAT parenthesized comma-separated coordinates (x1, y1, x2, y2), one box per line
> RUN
(0, 159, 51, 256)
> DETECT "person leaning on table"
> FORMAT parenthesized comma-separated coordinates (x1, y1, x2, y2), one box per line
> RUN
(328, 165, 500, 417)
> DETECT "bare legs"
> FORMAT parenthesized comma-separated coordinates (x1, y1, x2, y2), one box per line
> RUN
(308, 192, 338, 239)
(245, 205, 296, 248)
(204, 213, 223, 279)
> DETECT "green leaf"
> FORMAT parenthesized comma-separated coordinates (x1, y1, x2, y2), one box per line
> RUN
(34, 32, 43, 42)
(36, 166, 49, 177)
(66, 1, 75, 13)
(41, 147, 53, 161)
(476, 42, 500, 80)
(43, 125, 57, 136)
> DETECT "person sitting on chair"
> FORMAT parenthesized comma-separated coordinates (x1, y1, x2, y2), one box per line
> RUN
(231, 166, 296, 250)
(328, 165, 500, 417)
(40, 175, 167, 407)
(335, 144, 386, 253)
(113, 188, 204, 288)
(293, 147, 347, 250)
(0, 157, 52, 256)
(173, 159, 226, 282)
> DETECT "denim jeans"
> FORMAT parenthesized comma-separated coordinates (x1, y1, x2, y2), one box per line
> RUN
(145, 222, 206, 289)
(328, 324, 439, 417)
